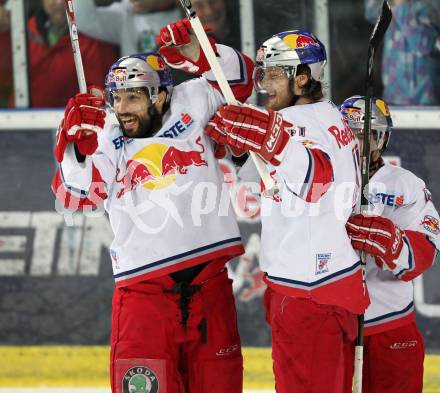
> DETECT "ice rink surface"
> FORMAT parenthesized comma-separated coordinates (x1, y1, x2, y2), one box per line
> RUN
(0, 390, 274, 393)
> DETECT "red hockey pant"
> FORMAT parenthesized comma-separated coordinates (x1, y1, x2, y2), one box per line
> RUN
(110, 265, 242, 393)
(264, 288, 358, 393)
(343, 322, 425, 393)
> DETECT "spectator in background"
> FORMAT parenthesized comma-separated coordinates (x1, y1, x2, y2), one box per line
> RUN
(1, 0, 116, 107)
(0, 0, 12, 107)
(365, 0, 440, 105)
(190, 0, 241, 50)
(72, 0, 180, 56)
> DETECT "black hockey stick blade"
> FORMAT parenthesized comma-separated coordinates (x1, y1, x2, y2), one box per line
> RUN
(367, 1, 392, 84)
(369, 1, 392, 49)
(179, 0, 196, 18)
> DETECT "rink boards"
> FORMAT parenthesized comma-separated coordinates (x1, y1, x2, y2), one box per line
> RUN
(0, 346, 439, 391)
(1, 112, 440, 392)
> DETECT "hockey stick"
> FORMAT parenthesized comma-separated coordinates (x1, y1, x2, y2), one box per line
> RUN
(64, 0, 86, 94)
(178, 0, 277, 193)
(353, 2, 392, 393)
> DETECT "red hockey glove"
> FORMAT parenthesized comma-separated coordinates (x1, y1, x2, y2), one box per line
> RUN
(206, 110, 246, 159)
(205, 109, 228, 145)
(157, 18, 193, 47)
(156, 18, 216, 74)
(216, 104, 291, 166)
(346, 213, 405, 270)
(55, 92, 106, 162)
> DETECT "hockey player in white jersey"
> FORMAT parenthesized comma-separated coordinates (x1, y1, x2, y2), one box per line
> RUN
(206, 30, 369, 393)
(340, 96, 440, 393)
(51, 18, 254, 393)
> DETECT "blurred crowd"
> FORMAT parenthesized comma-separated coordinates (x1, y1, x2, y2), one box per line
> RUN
(0, 0, 237, 107)
(1, 0, 439, 108)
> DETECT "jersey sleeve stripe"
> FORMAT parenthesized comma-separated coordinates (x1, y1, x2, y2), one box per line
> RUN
(59, 165, 92, 199)
(205, 49, 253, 103)
(396, 230, 438, 281)
(297, 148, 313, 198)
(206, 48, 246, 85)
(395, 236, 414, 279)
(52, 166, 107, 210)
(301, 149, 333, 202)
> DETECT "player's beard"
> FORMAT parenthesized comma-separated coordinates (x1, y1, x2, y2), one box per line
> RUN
(117, 105, 164, 139)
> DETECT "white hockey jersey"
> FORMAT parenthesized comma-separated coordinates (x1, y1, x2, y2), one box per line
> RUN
(361, 163, 440, 335)
(257, 100, 369, 314)
(53, 46, 252, 287)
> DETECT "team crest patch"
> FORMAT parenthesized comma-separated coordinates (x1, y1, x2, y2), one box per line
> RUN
(316, 253, 331, 275)
(421, 215, 440, 235)
(116, 359, 165, 393)
(123, 366, 159, 393)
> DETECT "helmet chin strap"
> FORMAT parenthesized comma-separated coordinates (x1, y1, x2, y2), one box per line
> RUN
(369, 151, 385, 178)
(142, 91, 170, 138)
(148, 104, 166, 137)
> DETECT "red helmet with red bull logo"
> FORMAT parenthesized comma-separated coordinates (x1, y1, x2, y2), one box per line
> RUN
(254, 30, 327, 91)
(340, 95, 393, 151)
(105, 52, 173, 107)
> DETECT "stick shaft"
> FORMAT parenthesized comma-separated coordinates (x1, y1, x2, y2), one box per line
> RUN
(188, 17, 236, 104)
(65, 0, 87, 93)
(353, 345, 364, 393)
(354, 3, 392, 393)
(179, 0, 275, 191)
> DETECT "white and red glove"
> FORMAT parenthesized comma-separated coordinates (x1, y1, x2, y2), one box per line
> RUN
(205, 104, 291, 166)
(55, 90, 106, 163)
(205, 111, 245, 159)
(156, 18, 216, 75)
(346, 213, 405, 270)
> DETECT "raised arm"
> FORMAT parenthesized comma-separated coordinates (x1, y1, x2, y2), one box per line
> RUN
(51, 92, 108, 210)
(346, 184, 440, 281)
(156, 18, 254, 103)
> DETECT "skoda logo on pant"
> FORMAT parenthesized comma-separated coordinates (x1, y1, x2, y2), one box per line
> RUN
(123, 366, 159, 393)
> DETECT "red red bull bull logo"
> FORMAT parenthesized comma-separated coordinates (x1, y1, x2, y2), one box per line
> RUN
(344, 107, 362, 123)
(111, 68, 127, 83)
(115, 137, 207, 198)
(283, 33, 320, 49)
(421, 215, 439, 235)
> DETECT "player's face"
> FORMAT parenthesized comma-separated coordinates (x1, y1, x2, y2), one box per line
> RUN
(353, 128, 383, 161)
(254, 67, 294, 111)
(112, 89, 154, 138)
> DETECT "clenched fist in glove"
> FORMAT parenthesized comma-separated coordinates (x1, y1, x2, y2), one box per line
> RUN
(346, 213, 405, 270)
(205, 104, 291, 166)
(156, 18, 216, 74)
(55, 90, 106, 163)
